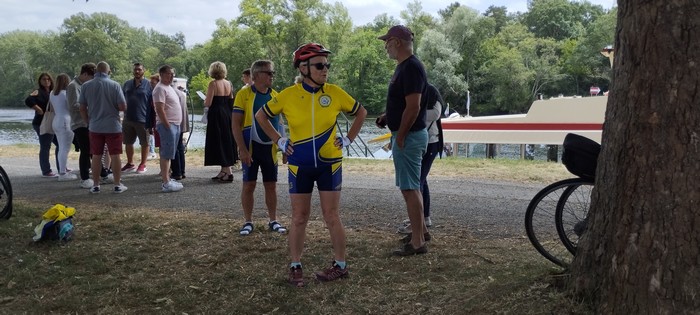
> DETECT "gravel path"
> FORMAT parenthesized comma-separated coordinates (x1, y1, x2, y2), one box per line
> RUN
(0, 156, 546, 239)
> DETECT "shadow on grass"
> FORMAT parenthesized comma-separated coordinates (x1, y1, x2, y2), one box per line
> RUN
(0, 200, 592, 314)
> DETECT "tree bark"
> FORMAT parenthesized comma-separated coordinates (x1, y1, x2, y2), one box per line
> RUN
(571, 1, 700, 314)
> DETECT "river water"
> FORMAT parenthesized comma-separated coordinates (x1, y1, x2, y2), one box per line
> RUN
(0, 108, 558, 160)
(0, 108, 389, 156)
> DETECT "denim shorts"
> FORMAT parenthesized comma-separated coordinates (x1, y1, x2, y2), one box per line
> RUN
(391, 129, 428, 190)
(156, 123, 180, 160)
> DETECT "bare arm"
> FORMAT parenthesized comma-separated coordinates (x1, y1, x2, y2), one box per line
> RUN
(396, 93, 421, 148)
(231, 112, 251, 166)
(255, 109, 293, 155)
(155, 102, 169, 129)
(346, 106, 367, 142)
(204, 80, 215, 108)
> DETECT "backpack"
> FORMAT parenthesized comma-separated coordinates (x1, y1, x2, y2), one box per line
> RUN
(422, 83, 445, 157)
(32, 204, 76, 242)
(562, 133, 601, 181)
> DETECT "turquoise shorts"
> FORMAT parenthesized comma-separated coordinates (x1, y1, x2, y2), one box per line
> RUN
(391, 129, 428, 190)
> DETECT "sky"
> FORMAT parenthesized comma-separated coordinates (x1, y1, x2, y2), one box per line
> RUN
(0, 0, 616, 47)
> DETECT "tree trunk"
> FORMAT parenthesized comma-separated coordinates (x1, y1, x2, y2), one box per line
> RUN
(571, 1, 700, 314)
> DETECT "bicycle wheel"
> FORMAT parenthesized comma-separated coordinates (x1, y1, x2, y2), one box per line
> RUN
(555, 180, 594, 255)
(525, 178, 590, 267)
(0, 165, 13, 219)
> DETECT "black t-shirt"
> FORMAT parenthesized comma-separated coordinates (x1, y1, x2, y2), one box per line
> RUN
(385, 55, 427, 132)
(24, 88, 50, 125)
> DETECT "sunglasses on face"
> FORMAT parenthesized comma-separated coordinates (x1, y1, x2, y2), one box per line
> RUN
(309, 63, 331, 70)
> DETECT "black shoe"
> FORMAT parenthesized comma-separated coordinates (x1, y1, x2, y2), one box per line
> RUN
(393, 243, 428, 256)
(400, 232, 431, 244)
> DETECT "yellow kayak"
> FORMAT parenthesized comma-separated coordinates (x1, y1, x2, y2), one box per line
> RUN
(368, 133, 391, 143)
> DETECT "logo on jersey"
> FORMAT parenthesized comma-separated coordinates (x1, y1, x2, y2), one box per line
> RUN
(319, 95, 331, 107)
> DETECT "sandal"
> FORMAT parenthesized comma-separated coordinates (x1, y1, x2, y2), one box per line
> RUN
(211, 172, 225, 180)
(219, 173, 234, 183)
(239, 222, 254, 236)
(269, 221, 287, 234)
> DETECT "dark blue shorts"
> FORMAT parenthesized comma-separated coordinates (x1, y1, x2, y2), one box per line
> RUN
(288, 163, 342, 194)
(242, 141, 278, 182)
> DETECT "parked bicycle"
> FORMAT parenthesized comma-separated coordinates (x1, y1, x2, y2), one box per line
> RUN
(525, 133, 600, 267)
(0, 164, 12, 219)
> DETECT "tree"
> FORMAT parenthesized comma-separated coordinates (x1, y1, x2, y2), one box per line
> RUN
(523, 0, 583, 40)
(333, 28, 394, 114)
(571, 0, 700, 313)
(58, 12, 132, 80)
(416, 30, 467, 107)
(399, 1, 437, 47)
(0, 31, 52, 107)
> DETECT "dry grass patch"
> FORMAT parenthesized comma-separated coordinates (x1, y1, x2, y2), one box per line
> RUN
(0, 200, 592, 314)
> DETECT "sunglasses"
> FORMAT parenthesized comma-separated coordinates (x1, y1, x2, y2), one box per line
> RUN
(309, 63, 331, 70)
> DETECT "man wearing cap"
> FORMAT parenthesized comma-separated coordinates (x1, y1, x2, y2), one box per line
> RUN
(377, 25, 430, 256)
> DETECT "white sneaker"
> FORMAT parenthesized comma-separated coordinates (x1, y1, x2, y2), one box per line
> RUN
(101, 174, 114, 184)
(398, 223, 413, 234)
(147, 153, 158, 160)
(425, 217, 432, 227)
(162, 179, 183, 193)
(58, 173, 78, 181)
(79, 179, 94, 189)
(113, 183, 128, 194)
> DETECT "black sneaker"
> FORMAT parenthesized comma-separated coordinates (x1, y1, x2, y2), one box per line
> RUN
(393, 243, 428, 256)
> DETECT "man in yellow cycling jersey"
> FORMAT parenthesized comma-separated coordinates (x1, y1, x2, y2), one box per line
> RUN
(232, 60, 287, 236)
(255, 43, 367, 287)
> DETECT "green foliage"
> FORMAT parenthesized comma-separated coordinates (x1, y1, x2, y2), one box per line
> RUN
(0, 0, 617, 117)
(188, 70, 212, 110)
(333, 29, 394, 114)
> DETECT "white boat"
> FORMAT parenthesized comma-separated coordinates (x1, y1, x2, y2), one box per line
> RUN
(442, 96, 607, 145)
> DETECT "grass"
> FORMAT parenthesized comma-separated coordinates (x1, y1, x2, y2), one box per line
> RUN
(0, 144, 588, 313)
(0, 202, 592, 314)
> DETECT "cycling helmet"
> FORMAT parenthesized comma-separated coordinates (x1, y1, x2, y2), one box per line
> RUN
(293, 43, 332, 68)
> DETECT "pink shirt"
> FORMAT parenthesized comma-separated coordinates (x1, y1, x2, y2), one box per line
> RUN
(153, 82, 182, 124)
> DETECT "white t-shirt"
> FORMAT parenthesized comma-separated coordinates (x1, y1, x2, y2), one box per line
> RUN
(153, 82, 182, 124)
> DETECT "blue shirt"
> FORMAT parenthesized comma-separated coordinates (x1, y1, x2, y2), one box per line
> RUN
(122, 78, 151, 123)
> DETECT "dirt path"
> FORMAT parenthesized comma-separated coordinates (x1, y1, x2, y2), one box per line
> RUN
(0, 156, 545, 239)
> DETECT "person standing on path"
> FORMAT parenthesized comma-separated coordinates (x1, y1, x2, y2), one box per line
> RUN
(153, 65, 184, 193)
(256, 43, 367, 287)
(79, 61, 128, 194)
(25, 72, 59, 177)
(203, 61, 237, 182)
(376, 25, 430, 256)
(121, 62, 152, 174)
(232, 60, 286, 236)
(49, 73, 78, 181)
(67, 63, 96, 188)
(397, 83, 444, 240)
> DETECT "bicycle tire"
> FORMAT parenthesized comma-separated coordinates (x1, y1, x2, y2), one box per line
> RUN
(0, 165, 12, 219)
(555, 180, 594, 255)
(524, 178, 590, 267)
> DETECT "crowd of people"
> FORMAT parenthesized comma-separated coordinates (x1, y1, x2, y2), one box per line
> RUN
(23, 24, 448, 287)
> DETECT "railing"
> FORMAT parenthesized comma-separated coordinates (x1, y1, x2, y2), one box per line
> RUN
(336, 113, 374, 158)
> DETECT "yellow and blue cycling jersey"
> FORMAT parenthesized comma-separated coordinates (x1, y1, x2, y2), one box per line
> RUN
(261, 82, 361, 168)
(233, 85, 280, 161)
